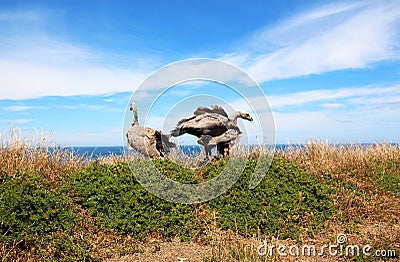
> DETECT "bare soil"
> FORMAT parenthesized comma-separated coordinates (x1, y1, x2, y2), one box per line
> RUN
(106, 238, 212, 262)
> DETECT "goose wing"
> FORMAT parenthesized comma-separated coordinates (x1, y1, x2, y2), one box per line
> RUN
(171, 113, 228, 137)
(194, 105, 228, 117)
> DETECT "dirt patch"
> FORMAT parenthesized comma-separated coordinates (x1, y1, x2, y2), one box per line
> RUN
(106, 238, 211, 262)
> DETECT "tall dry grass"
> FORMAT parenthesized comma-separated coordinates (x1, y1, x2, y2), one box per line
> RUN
(0, 129, 89, 181)
(280, 140, 400, 178)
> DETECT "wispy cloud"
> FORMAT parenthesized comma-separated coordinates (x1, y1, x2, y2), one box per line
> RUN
(1, 3, 399, 145)
(228, 83, 400, 143)
(223, 1, 400, 82)
(3, 2, 399, 100)
(269, 85, 400, 108)
(230, 84, 400, 111)
(320, 103, 344, 109)
(0, 118, 35, 124)
(273, 104, 400, 143)
(0, 10, 155, 100)
(2, 105, 44, 111)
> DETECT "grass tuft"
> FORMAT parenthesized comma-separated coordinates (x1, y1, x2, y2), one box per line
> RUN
(0, 129, 88, 182)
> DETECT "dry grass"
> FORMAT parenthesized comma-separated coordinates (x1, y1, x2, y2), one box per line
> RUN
(0, 129, 89, 182)
(273, 140, 400, 261)
(280, 140, 400, 221)
(166, 147, 210, 168)
(280, 140, 400, 179)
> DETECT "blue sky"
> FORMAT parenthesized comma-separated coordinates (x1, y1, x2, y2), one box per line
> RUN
(1, 0, 400, 145)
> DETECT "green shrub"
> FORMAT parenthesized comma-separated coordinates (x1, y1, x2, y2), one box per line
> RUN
(70, 163, 204, 240)
(378, 173, 400, 196)
(0, 174, 89, 260)
(153, 158, 199, 183)
(209, 157, 335, 239)
(0, 175, 75, 243)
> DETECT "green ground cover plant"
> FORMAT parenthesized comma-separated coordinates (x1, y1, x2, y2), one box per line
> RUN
(70, 162, 203, 240)
(208, 157, 335, 239)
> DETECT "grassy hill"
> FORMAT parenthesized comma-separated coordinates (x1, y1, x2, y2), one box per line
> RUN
(0, 137, 399, 261)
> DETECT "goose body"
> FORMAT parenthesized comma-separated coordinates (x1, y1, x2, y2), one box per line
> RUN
(126, 103, 175, 158)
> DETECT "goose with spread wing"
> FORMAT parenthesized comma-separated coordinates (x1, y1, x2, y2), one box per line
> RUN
(170, 105, 253, 156)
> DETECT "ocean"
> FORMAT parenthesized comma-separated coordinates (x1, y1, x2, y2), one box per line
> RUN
(67, 145, 210, 158)
(66, 143, 396, 158)
(68, 146, 126, 158)
(66, 144, 291, 158)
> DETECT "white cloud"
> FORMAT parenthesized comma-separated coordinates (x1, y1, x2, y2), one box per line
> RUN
(230, 85, 400, 111)
(347, 95, 400, 106)
(0, 10, 154, 100)
(224, 1, 400, 82)
(0, 9, 258, 101)
(0, 59, 147, 100)
(273, 104, 400, 144)
(4, 2, 399, 101)
(0, 118, 35, 124)
(320, 103, 344, 109)
(269, 85, 400, 108)
(2, 4, 400, 145)
(0, 40, 254, 100)
(228, 84, 400, 143)
(2, 105, 44, 111)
